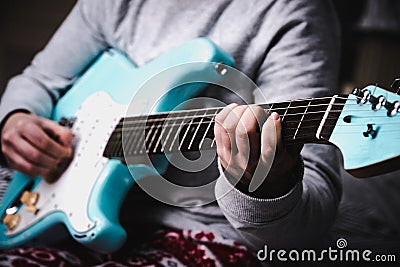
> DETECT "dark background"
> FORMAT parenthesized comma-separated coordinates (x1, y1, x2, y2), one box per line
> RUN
(0, 0, 75, 93)
(0, 0, 399, 96)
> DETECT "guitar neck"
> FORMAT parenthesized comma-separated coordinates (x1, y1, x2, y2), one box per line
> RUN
(103, 95, 347, 159)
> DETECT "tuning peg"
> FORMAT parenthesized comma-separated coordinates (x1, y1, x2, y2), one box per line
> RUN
(391, 78, 400, 95)
(352, 88, 370, 104)
(369, 95, 386, 110)
(385, 101, 400, 117)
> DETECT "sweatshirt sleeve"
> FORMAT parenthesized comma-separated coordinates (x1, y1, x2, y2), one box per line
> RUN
(215, 0, 343, 249)
(0, 0, 108, 122)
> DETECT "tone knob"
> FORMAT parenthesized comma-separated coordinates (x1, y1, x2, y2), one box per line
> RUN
(20, 191, 39, 214)
(2, 214, 21, 231)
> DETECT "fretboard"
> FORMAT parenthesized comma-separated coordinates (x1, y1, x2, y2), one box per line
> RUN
(103, 95, 347, 159)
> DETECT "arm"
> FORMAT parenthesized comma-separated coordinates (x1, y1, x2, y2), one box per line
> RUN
(215, 0, 342, 249)
(0, 0, 108, 177)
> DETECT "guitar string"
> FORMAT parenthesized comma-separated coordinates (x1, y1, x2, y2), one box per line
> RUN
(117, 108, 341, 128)
(119, 102, 349, 124)
(105, 117, 398, 155)
(109, 118, 397, 149)
(108, 111, 398, 140)
(118, 95, 360, 123)
(108, 107, 398, 140)
(105, 121, 400, 149)
(107, 128, 398, 156)
(121, 95, 365, 121)
(111, 108, 398, 134)
(121, 91, 385, 122)
(107, 122, 399, 145)
(118, 102, 390, 126)
(105, 95, 400, 154)
(117, 86, 382, 126)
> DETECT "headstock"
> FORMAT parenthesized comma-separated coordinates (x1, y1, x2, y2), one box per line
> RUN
(329, 85, 400, 177)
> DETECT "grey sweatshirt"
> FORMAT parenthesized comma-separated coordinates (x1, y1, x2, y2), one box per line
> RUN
(3, 0, 395, 253)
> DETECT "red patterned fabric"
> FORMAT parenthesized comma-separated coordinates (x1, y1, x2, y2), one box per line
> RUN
(0, 229, 260, 267)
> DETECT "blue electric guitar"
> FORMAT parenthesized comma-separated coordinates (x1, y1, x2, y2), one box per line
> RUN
(1, 38, 400, 253)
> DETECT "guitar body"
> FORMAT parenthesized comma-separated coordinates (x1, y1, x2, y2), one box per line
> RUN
(0, 38, 234, 253)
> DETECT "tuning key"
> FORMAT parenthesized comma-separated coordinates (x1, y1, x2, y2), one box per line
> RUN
(369, 95, 386, 110)
(391, 78, 400, 95)
(385, 101, 400, 117)
(352, 88, 370, 104)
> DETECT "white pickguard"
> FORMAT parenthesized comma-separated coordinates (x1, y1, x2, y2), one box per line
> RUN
(7, 92, 127, 235)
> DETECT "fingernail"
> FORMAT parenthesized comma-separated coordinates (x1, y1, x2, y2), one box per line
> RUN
(227, 103, 238, 108)
(270, 112, 280, 121)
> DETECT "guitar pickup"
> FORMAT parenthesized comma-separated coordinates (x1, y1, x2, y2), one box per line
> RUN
(20, 191, 39, 214)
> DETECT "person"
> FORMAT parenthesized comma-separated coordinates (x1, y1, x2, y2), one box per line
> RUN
(1, 0, 392, 266)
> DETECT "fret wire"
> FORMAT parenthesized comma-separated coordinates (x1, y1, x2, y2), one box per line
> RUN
(125, 123, 139, 156)
(143, 117, 159, 153)
(147, 117, 163, 153)
(280, 100, 291, 122)
(161, 115, 179, 153)
(293, 100, 311, 140)
(153, 119, 169, 153)
(131, 124, 144, 155)
(267, 103, 275, 115)
(178, 110, 198, 151)
(316, 96, 337, 139)
(170, 112, 189, 152)
(199, 109, 218, 149)
(133, 126, 146, 155)
(188, 110, 207, 150)
(211, 137, 216, 148)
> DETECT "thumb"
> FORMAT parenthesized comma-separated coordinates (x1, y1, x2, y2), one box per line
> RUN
(38, 117, 74, 147)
